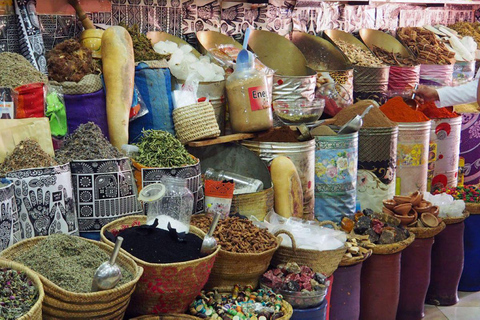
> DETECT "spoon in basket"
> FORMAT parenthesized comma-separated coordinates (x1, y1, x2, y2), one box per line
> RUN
(92, 237, 123, 292)
(200, 212, 221, 256)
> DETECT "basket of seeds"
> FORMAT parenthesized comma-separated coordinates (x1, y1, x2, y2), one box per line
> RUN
(0, 234, 143, 319)
(0, 258, 44, 320)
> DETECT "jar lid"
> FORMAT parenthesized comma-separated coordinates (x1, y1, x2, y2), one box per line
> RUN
(138, 183, 166, 202)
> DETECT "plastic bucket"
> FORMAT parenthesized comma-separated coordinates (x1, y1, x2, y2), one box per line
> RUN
(132, 158, 204, 214)
(353, 65, 390, 104)
(291, 299, 327, 320)
(396, 121, 431, 195)
(430, 116, 462, 190)
(313, 132, 358, 222)
(175, 79, 226, 134)
(357, 126, 398, 212)
(70, 158, 143, 234)
(453, 61, 475, 85)
(330, 262, 362, 320)
(460, 212, 480, 291)
(241, 140, 316, 220)
(460, 113, 480, 185)
(388, 65, 420, 91)
(420, 64, 454, 87)
(0, 179, 21, 252)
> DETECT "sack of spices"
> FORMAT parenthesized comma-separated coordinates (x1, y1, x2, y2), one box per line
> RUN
(0, 178, 21, 252)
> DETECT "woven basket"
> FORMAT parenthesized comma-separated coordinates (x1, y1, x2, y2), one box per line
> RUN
(0, 258, 44, 320)
(271, 223, 347, 276)
(407, 221, 446, 239)
(466, 203, 480, 214)
(100, 215, 220, 315)
(173, 101, 220, 144)
(371, 232, 415, 255)
(339, 247, 373, 267)
(0, 237, 143, 320)
(442, 210, 470, 225)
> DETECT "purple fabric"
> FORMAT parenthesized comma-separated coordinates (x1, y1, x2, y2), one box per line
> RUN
(64, 89, 109, 139)
(460, 113, 480, 185)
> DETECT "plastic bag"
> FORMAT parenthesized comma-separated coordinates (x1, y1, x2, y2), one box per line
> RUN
(45, 84, 68, 138)
(0, 88, 14, 119)
(172, 77, 200, 109)
(130, 84, 149, 122)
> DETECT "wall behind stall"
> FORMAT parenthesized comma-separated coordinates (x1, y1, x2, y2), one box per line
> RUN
(0, 0, 479, 54)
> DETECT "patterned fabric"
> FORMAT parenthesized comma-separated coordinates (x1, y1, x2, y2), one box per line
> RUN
(461, 113, 480, 185)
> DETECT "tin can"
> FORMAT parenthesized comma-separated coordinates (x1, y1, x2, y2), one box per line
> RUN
(272, 68, 317, 102)
(353, 65, 390, 104)
(388, 65, 420, 92)
(419, 64, 454, 87)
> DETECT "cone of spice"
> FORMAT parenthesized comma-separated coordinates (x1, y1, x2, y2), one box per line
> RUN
(331, 100, 397, 128)
(380, 97, 430, 122)
(418, 102, 459, 119)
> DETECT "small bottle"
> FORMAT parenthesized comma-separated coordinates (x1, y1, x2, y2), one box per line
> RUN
(226, 50, 273, 133)
(204, 168, 263, 194)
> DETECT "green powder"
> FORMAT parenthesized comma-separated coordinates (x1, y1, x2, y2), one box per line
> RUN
(15, 234, 133, 293)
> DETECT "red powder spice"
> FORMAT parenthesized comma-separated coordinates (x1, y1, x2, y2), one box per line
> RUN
(418, 101, 459, 119)
(380, 97, 430, 122)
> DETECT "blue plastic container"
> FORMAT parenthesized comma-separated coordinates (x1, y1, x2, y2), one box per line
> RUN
(80, 232, 101, 241)
(291, 300, 327, 320)
(459, 214, 480, 291)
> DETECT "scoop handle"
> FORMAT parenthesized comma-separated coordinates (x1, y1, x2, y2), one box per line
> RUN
(359, 105, 374, 119)
(110, 237, 124, 265)
(207, 212, 221, 237)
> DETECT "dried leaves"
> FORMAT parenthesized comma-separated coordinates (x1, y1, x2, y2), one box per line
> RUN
(0, 53, 47, 88)
(334, 40, 385, 67)
(120, 23, 170, 62)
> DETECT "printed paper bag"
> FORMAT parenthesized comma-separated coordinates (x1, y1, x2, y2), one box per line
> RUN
(0, 179, 21, 252)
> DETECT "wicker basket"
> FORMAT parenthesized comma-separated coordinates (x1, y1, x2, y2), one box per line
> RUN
(466, 203, 480, 214)
(0, 237, 143, 319)
(339, 247, 373, 267)
(407, 221, 446, 239)
(173, 101, 220, 144)
(371, 232, 415, 255)
(271, 223, 347, 276)
(442, 210, 470, 225)
(0, 258, 44, 320)
(100, 215, 220, 315)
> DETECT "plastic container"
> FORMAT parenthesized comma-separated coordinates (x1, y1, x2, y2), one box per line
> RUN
(430, 116, 462, 190)
(273, 99, 325, 125)
(204, 167, 263, 195)
(291, 299, 328, 320)
(260, 280, 328, 309)
(226, 51, 273, 133)
(396, 121, 431, 195)
(313, 132, 358, 222)
(452, 61, 475, 85)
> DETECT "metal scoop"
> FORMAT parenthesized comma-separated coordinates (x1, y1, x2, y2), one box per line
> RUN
(337, 105, 374, 134)
(92, 237, 123, 292)
(200, 212, 221, 256)
(404, 84, 419, 110)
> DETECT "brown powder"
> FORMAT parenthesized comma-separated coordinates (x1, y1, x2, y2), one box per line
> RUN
(311, 125, 337, 136)
(332, 100, 397, 128)
(253, 126, 301, 143)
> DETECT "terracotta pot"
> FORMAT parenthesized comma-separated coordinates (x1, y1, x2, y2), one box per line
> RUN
(330, 262, 362, 320)
(360, 253, 401, 320)
(459, 214, 480, 292)
(397, 237, 434, 320)
(426, 221, 465, 306)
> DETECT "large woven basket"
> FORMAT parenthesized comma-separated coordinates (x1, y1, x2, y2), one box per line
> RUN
(371, 232, 415, 255)
(442, 210, 470, 225)
(0, 237, 143, 319)
(407, 221, 446, 239)
(173, 101, 220, 144)
(271, 222, 347, 276)
(0, 258, 44, 320)
(100, 215, 220, 315)
(466, 203, 480, 214)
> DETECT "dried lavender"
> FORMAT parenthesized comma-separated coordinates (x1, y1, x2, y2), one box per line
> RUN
(0, 268, 38, 320)
(0, 53, 48, 88)
(15, 234, 133, 293)
(0, 140, 58, 177)
(55, 122, 123, 163)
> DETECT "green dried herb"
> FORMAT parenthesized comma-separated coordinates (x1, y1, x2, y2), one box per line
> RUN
(0, 268, 38, 320)
(119, 23, 170, 62)
(15, 234, 133, 293)
(55, 122, 123, 163)
(0, 53, 48, 88)
(0, 140, 58, 177)
(134, 130, 196, 168)
(276, 113, 320, 124)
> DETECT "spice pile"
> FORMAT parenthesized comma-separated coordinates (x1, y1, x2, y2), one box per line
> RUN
(331, 100, 396, 127)
(191, 216, 278, 253)
(372, 45, 417, 66)
(397, 27, 455, 65)
(0, 52, 48, 88)
(434, 185, 480, 203)
(55, 122, 123, 163)
(189, 286, 287, 319)
(133, 130, 196, 167)
(105, 219, 203, 263)
(0, 268, 39, 320)
(252, 126, 301, 143)
(418, 102, 458, 119)
(341, 209, 410, 245)
(15, 234, 133, 293)
(334, 40, 384, 67)
(449, 22, 480, 47)
(380, 97, 430, 122)
(47, 39, 98, 83)
(120, 24, 169, 62)
(0, 140, 58, 177)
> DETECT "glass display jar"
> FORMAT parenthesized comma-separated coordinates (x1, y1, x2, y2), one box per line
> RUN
(204, 167, 263, 195)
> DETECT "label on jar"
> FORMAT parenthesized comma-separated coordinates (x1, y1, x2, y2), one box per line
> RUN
(248, 85, 270, 111)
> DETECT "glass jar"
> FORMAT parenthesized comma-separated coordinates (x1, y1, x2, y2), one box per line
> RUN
(204, 168, 263, 195)
(226, 51, 273, 133)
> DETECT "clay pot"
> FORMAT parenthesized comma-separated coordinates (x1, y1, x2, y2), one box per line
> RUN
(394, 203, 412, 216)
(414, 200, 432, 213)
(330, 263, 363, 320)
(383, 199, 397, 211)
(397, 237, 435, 320)
(421, 213, 439, 228)
(394, 195, 412, 204)
(383, 207, 395, 216)
(410, 191, 423, 207)
(426, 221, 465, 306)
(394, 210, 418, 227)
(430, 206, 440, 217)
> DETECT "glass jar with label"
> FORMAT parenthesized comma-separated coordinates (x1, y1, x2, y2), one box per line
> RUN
(226, 51, 273, 133)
